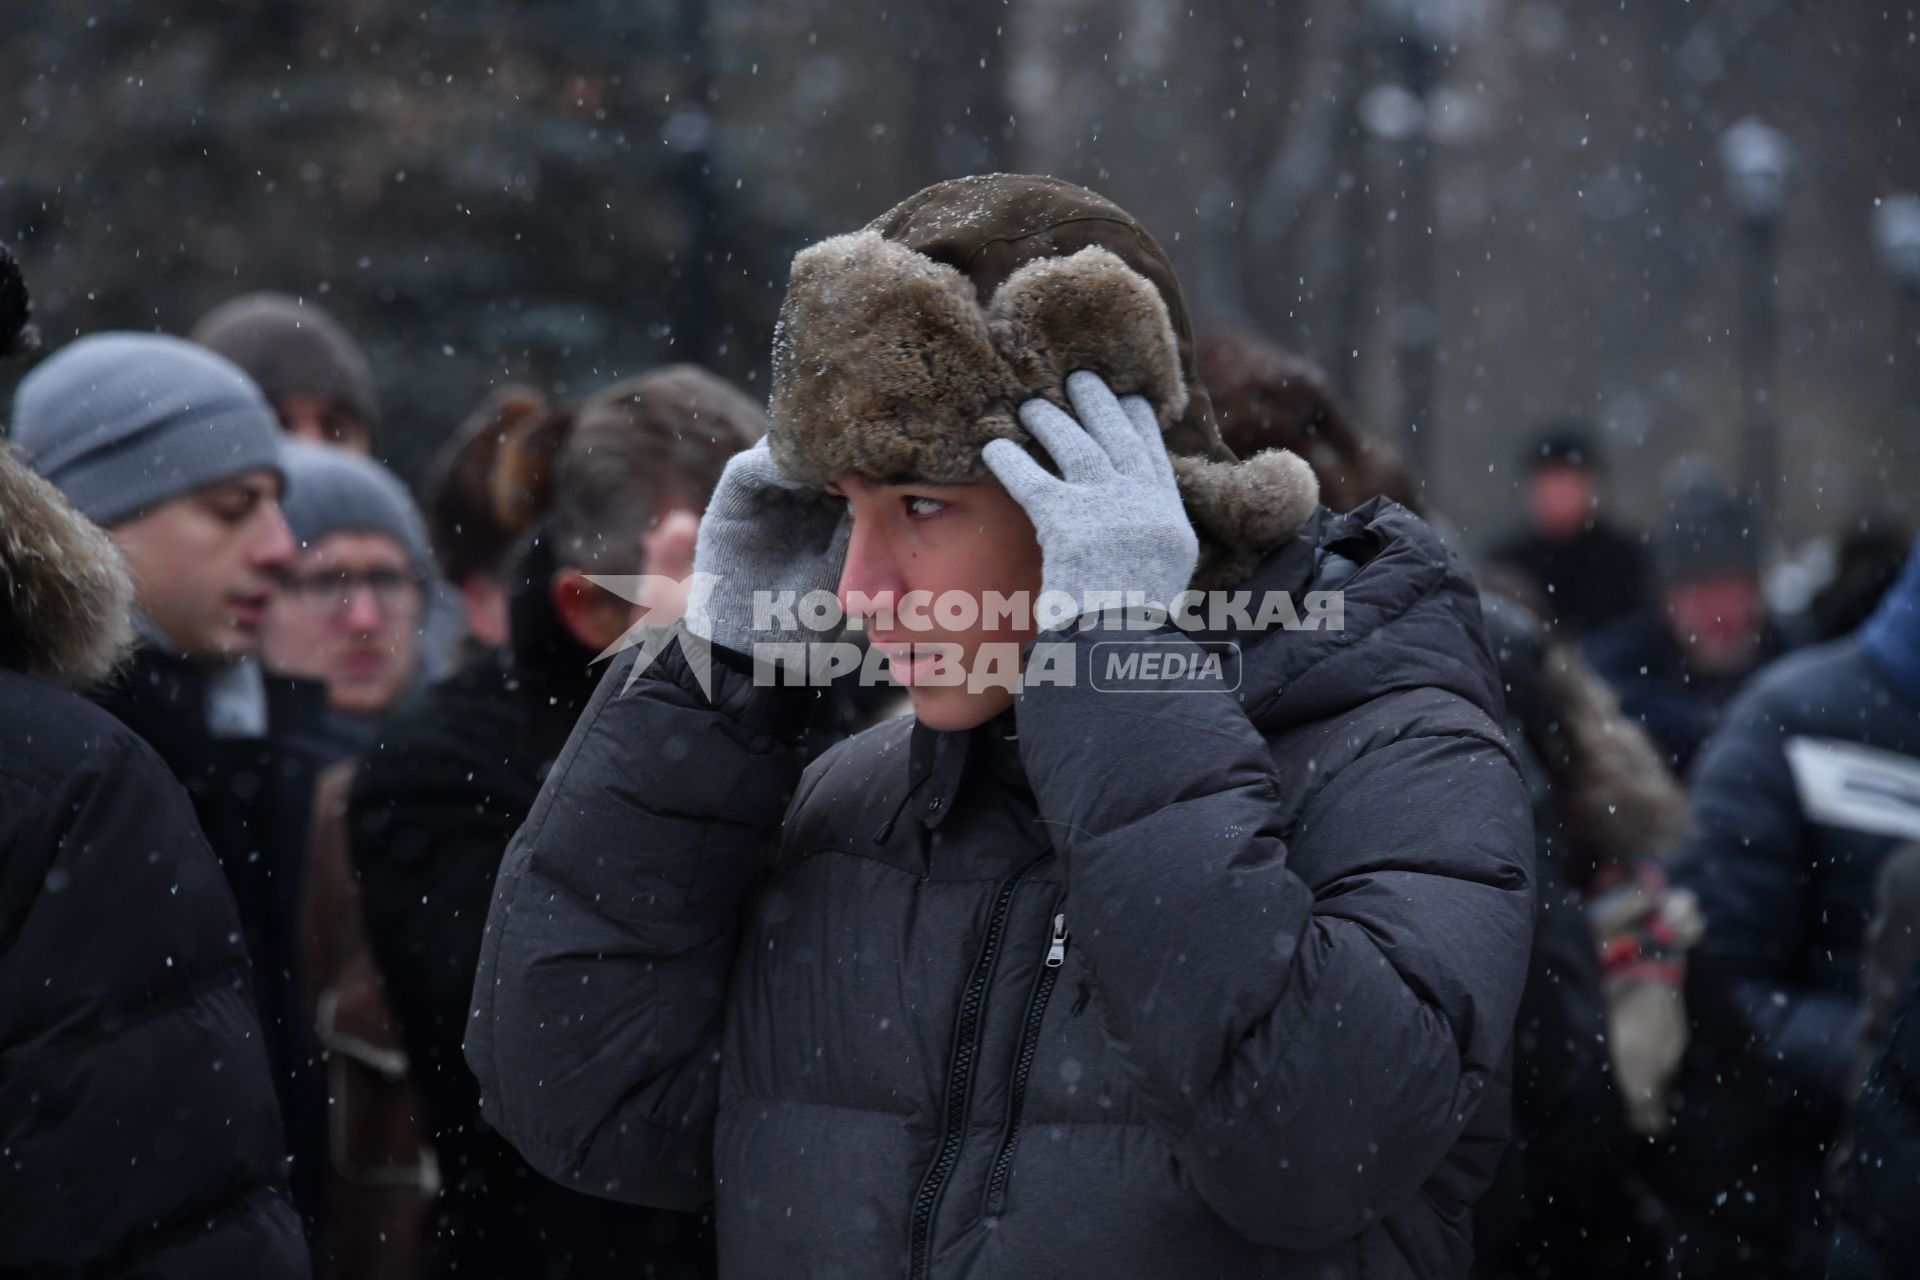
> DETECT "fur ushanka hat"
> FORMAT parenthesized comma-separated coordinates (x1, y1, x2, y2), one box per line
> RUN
(768, 174, 1320, 588)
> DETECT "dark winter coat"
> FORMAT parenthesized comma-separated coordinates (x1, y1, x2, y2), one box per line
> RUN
(349, 535, 715, 1279)
(1828, 845, 1920, 1279)
(90, 646, 334, 1231)
(1829, 966, 1920, 1278)
(0, 448, 307, 1277)
(468, 500, 1536, 1278)
(1471, 596, 1675, 1278)
(1584, 609, 1783, 775)
(1667, 636, 1920, 1277)
(1487, 522, 1650, 639)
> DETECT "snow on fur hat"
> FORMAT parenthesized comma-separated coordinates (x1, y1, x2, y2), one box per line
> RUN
(768, 174, 1320, 589)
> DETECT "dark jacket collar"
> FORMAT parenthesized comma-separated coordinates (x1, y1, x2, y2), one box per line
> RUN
(901, 499, 1504, 826)
(505, 529, 608, 762)
(94, 645, 333, 761)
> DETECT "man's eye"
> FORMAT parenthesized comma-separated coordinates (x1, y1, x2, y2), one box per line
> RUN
(905, 496, 947, 519)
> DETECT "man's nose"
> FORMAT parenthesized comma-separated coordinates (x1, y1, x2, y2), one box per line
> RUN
(837, 522, 904, 624)
(254, 501, 297, 570)
(340, 583, 384, 632)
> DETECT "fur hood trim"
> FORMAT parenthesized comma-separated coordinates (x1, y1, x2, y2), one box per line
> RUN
(769, 230, 1318, 588)
(0, 445, 135, 688)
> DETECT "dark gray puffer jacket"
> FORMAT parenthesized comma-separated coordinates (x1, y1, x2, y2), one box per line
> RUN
(467, 500, 1535, 1279)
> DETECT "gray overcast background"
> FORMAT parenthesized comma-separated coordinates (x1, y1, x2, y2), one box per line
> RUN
(4, 0, 1916, 551)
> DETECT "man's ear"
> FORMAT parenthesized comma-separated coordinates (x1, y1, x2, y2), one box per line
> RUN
(551, 567, 623, 653)
(643, 509, 701, 583)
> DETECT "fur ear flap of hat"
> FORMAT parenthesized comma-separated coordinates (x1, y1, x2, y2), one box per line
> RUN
(987, 245, 1189, 429)
(770, 228, 1320, 588)
(0, 446, 135, 688)
(769, 230, 1025, 488)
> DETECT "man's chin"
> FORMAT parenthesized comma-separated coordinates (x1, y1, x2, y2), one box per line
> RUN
(909, 684, 1016, 733)
(181, 624, 260, 663)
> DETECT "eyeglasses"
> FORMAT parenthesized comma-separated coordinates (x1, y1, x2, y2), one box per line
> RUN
(277, 567, 424, 616)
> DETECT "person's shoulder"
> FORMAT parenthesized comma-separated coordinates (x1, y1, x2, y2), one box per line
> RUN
(352, 651, 531, 817)
(0, 666, 200, 851)
(0, 666, 161, 782)
(800, 712, 914, 786)
(1482, 523, 1537, 565)
(1718, 637, 1883, 729)
(782, 713, 915, 839)
(371, 650, 517, 754)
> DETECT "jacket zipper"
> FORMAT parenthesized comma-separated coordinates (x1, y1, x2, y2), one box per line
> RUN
(906, 857, 1051, 1280)
(983, 909, 1068, 1218)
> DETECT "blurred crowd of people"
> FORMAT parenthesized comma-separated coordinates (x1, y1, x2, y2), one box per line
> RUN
(1, 204, 1916, 1280)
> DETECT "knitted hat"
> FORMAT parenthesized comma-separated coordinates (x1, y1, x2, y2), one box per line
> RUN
(278, 441, 432, 573)
(1652, 459, 1757, 587)
(1523, 422, 1603, 473)
(767, 174, 1320, 589)
(10, 332, 286, 526)
(190, 292, 380, 435)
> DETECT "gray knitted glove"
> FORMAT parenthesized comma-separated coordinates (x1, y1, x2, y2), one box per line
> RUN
(983, 370, 1199, 622)
(686, 439, 851, 653)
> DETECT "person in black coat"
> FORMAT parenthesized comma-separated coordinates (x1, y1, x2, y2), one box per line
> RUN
(1666, 535, 1920, 1278)
(348, 367, 769, 1279)
(1828, 843, 1920, 1278)
(1586, 460, 1781, 774)
(0, 425, 308, 1276)
(1485, 425, 1651, 639)
(10, 329, 334, 1237)
(466, 176, 1534, 1278)
(1472, 595, 1685, 1278)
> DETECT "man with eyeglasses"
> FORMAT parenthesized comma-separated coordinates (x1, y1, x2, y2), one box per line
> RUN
(264, 441, 433, 751)
(255, 440, 442, 1278)
(10, 332, 331, 1255)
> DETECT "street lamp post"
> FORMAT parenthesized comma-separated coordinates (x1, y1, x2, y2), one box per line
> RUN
(665, 0, 717, 366)
(1872, 193, 1920, 491)
(1365, 0, 1454, 499)
(1718, 117, 1792, 547)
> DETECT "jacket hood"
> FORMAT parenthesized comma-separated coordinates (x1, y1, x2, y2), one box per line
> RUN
(1223, 498, 1507, 733)
(0, 444, 134, 688)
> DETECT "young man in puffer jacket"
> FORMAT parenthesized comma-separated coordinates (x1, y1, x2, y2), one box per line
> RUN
(467, 175, 1536, 1278)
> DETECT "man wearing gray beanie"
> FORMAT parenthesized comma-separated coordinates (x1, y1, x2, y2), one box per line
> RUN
(265, 442, 438, 1277)
(263, 441, 436, 748)
(10, 330, 333, 1244)
(11, 331, 294, 662)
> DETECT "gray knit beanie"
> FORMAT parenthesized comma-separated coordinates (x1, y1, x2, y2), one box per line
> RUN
(278, 440, 431, 572)
(10, 332, 286, 526)
(190, 293, 379, 434)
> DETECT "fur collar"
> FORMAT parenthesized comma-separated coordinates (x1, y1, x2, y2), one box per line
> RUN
(0, 445, 134, 688)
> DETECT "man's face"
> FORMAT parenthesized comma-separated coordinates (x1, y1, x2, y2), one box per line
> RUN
(261, 531, 423, 715)
(110, 470, 296, 660)
(1664, 574, 1765, 677)
(1526, 464, 1598, 541)
(832, 476, 1045, 732)
(276, 393, 372, 454)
